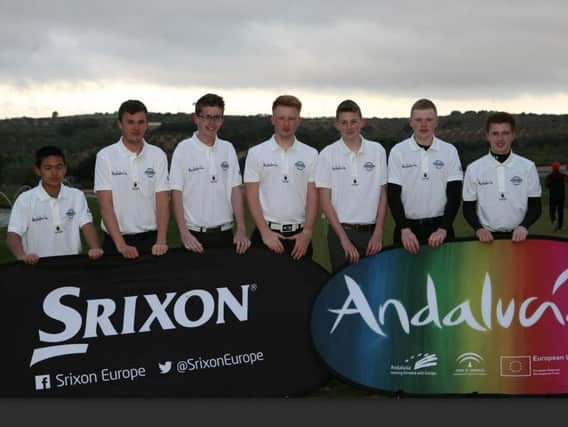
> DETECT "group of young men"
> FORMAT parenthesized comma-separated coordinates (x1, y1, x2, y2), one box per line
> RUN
(6, 95, 542, 272)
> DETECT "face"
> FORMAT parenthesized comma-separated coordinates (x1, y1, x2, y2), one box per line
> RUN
(118, 111, 148, 145)
(35, 155, 66, 191)
(409, 108, 438, 142)
(334, 112, 366, 142)
(487, 122, 515, 155)
(271, 105, 301, 140)
(193, 106, 224, 141)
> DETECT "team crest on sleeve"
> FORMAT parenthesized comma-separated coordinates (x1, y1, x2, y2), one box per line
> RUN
(294, 161, 306, 171)
(144, 168, 156, 178)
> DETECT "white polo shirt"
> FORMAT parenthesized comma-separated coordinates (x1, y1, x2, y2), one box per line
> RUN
(388, 136, 463, 219)
(94, 139, 170, 234)
(315, 137, 387, 224)
(8, 183, 93, 258)
(244, 136, 318, 224)
(463, 152, 541, 232)
(170, 133, 241, 228)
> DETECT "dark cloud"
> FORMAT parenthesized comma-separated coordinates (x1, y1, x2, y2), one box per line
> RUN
(1, 0, 568, 99)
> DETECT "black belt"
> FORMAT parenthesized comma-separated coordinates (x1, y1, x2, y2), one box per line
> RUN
(341, 223, 375, 232)
(407, 216, 443, 226)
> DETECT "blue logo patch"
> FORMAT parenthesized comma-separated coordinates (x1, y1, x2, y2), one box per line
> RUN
(144, 168, 156, 178)
(363, 162, 375, 172)
(220, 161, 229, 171)
(295, 161, 306, 171)
(510, 176, 523, 185)
(65, 209, 76, 219)
(433, 160, 445, 169)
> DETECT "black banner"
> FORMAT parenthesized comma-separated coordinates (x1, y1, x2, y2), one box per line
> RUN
(0, 248, 330, 397)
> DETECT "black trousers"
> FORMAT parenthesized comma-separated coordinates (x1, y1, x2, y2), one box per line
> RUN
(251, 228, 313, 259)
(190, 229, 234, 249)
(549, 198, 565, 229)
(103, 230, 157, 255)
(393, 217, 455, 245)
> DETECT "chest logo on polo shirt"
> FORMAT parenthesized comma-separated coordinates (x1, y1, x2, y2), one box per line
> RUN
(478, 180, 493, 186)
(111, 170, 128, 176)
(220, 161, 230, 171)
(65, 208, 76, 219)
(295, 161, 306, 171)
(332, 165, 347, 171)
(144, 167, 156, 178)
(32, 215, 48, 222)
(188, 166, 205, 173)
(364, 161, 375, 172)
(510, 176, 523, 186)
(401, 163, 417, 169)
(263, 162, 278, 168)
(433, 160, 445, 169)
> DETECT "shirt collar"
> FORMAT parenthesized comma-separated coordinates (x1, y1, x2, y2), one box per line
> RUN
(192, 131, 218, 152)
(488, 150, 516, 168)
(339, 136, 366, 156)
(117, 137, 147, 158)
(269, 135, 298, 152)
(410, 135, 440, 152)
(36, 182, 69, 202)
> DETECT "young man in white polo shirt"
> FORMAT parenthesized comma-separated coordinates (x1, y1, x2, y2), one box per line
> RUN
(94, 100, 170, 259)
(6, 146, 103, 264)
(170, 93, 250, 254)
(244, 95, 318, 260)
(388, 98, 463, 254)
(463, 112, 541, 242)
(315, 99, 387, 273)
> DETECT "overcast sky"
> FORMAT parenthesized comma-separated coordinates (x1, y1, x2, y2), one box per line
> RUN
(2, 0, 568, 118)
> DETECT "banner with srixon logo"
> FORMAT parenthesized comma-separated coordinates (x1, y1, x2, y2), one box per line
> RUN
(0, 248, 329, 397)
(311, 237, 568, 395)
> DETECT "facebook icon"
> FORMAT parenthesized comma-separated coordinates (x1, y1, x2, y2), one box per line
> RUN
(34, 374, 51, 390)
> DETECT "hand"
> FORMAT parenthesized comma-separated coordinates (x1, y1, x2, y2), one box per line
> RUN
(117, 244, 139, 259)
(289, 230, 312, 260)
(19, 253, 39, 265)
(152, 243, 168, 256)
(340, 237, 360, 264)
(181, 230, 204, 253)
(401, 228, 420, 254)
(365, 232, 383, 256)
(427, 228, 447, 248)
(261, 230, 285, 254)
(512, 226, 528, 242)
(233, 229, 251, 255)
(476, 228, 494, 243)
(88, 248, 104, 260)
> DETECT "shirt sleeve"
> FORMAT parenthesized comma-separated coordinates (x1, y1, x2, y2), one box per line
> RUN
(229, 145, 242, 188)
(387, 146, 402, 185)
(94, 150, 112, 191)
(378, 145, 387, 186)
(154, 149, 170, 192)
(307, 148, 318, 183)
(314, 149, 332, 188)
(7, 194, 28, 236)
(243, 148, 260, 183)
(169, 144, 185, 192)
(447, 146, 464, 182)
(527, 162, 542, 197)
(462, 166, 478, 202)
(77, 191, 93, 227)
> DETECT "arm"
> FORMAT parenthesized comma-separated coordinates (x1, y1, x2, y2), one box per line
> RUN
(152, 191, 169, 256)
(81, 223, 103, 260)
(289, 182, 318, 260)
(319, 187, 360, 264)
(171, 190, 203, 253)
(514, 197, 542, 242)
(6, 232, 39, 264)
(245, 182, 285, 253)
(463, 201, 493, 243)
(387, 183, 419, 254)
(366, 185, 387, 256)
(231, 185, 251, 255)
(96, 190, 139, 259)
(428, 180, 462, 247)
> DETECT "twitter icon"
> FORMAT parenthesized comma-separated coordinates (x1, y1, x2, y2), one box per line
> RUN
(158, 361, 172, 374)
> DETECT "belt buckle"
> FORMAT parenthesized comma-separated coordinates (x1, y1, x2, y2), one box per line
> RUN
(282, 224, 293, 232)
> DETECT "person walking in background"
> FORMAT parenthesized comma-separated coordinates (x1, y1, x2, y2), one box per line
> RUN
(545, 161, 568, 231)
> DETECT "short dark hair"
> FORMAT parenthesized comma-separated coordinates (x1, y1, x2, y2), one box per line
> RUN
(118, 100, 148, 122)
(410, 98, 437, 116)
(336, 99, 362, 119)
(195, 93, 225, 115)
(272, 95, 302, 112)
(35, 145, 65, 168)
(486, 111, 516, 133)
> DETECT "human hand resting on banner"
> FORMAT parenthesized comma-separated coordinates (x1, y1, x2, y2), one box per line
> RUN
(340, 236, 360, 264)
(117, 244, 139, 259)
(512, 226, 528, 242)
(475, 228, 494, 243)
(180, 229, 204, 253)
(88, 248, 104, 260)
(365, 230, 383, 256)
(427, 228, 447, 248)
(152, 243, 168, 256)
(233, 229, 251, 255)
(260, 229, 286, 254)
(401, 227, 420, 254)
(289, 229, 312, 260)
(18, 253, 40, 265)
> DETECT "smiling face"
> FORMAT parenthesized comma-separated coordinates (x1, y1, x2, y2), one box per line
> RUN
(35, 155, 66, 195)
(409, 108, 438, 145)
(487, 122, 515, 155)
(335, 111, 366, 144)
(118, 111, 148, 146)
(194, 106, 224, 144)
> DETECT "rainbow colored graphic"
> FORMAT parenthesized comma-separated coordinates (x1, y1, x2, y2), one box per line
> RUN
(311, 238, 568, 395)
